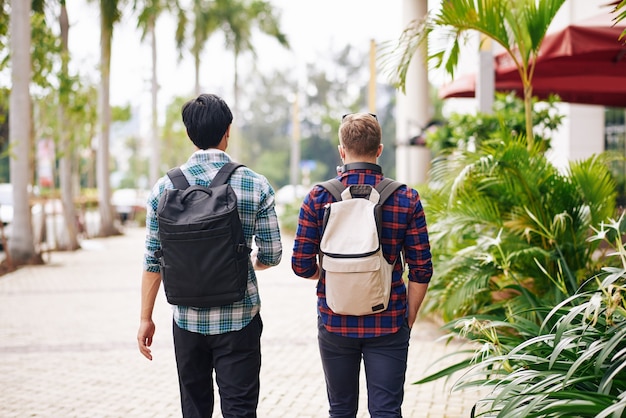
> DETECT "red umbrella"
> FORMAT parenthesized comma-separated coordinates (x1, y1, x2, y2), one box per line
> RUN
(439, 13, 626, 107)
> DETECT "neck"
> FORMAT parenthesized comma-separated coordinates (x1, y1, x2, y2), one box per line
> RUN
(342, 156, 377, 164)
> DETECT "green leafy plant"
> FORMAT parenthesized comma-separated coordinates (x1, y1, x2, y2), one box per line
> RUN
(425, 93, 562, 155)
(416, 216, 626, 417)
(421, 103, 617, 321)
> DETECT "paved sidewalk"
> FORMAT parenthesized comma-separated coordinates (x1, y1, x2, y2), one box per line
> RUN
(0, 226, 484, 417)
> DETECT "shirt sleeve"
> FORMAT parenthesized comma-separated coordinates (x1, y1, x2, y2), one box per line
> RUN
(291, 190, 323, 278)
(143, 180, 166, 273)
(254, 182, 282, 267)
(404, 191, 433, 283)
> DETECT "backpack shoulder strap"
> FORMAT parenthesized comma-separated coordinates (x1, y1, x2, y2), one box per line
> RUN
(375, 178, 404, 204)
(375, 178, 406, 267)
(167, 167, 190, 190)
(318, 179, 345, 201)
(211, 162, 245, 187)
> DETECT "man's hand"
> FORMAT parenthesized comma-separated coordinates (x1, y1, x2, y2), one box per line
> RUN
(407, 282, 429, 329)
(138, 270, 161, 360)
(251, 248, 272, 271)
(137, 319, 156, 360)
(304, 265, 321, 280)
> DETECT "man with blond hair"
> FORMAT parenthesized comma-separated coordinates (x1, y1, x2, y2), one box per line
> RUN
(292, 112, 432, 417)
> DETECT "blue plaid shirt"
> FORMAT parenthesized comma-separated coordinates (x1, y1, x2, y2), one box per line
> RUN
(143, 149, 282, 335)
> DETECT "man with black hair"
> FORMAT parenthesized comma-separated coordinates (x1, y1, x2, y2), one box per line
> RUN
(137, 93, 282, 418)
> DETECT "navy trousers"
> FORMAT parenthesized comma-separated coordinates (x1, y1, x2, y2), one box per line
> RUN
(172, 314, 263, 418)
(317, 318, 410, 418)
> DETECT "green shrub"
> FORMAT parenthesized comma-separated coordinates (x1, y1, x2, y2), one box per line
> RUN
(422, 95, 617, 321)
(277, 202, 301, 236)
(417, 216, 626, 417)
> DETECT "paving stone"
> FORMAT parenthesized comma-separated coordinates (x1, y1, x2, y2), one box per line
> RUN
(0, 226, 485, 417)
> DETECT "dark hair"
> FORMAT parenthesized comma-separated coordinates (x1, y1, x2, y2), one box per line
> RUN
(338, 113, 381, 157)
(181, 94, 233, 149)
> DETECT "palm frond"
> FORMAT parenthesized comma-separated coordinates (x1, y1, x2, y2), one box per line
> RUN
(413, 354, 476, 385)
(100, 0, 123, 29)
(434, 0, 513, 56)
(31, 0, 45, 13)
(519, 0, 567, 54)
(435, 258, 495, 320)
(567, 154, 617, 226)
(612, 0, 626, 41)
(378, 16, 431, 92)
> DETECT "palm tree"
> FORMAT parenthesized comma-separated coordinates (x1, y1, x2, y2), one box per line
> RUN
(385, 0, 566, 150)
(175, 0, 219, 96)
(219, 0, 288, 160)
(134, 0, 177, 186)
(96, 0, 123, 237)
(219, 0, 289, 120)
(57, 0, 80, 250)
(175, 0, 288, 102)
(7, 0, 81, 256)
(174, 0, 288, 161)
(7, 0, 40, 265)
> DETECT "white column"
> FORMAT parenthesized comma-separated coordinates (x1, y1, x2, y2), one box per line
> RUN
(397, 0, 431, 185)
(290, 92, 301, 186)
(547, 104, 605, 171)
(477, 35, 494, 114)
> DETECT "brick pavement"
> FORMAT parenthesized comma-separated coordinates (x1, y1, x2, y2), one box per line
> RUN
(0, 226, 485, 417)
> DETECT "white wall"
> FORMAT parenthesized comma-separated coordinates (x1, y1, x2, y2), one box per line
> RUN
(547, 105, 605, 171)
(545, 1, 611, 170)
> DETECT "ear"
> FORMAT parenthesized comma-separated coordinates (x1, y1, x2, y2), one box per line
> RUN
(376, 144, 383, 158)
(338, 144, 346, 160)
(217, 124, 231, 151)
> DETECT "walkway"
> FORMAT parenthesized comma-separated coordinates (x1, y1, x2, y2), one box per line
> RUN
(0, 226, 484, 417)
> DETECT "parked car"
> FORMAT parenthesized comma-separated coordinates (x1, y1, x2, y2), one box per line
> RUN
(0, 183, 42, 247)
(275, 184, 309, 206)
(0, 183, 13, 227)
(112, 188, 147, 225)
(0, 184, 64, 249)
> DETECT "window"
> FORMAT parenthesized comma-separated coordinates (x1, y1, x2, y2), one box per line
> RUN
(605, 108, 626, 206)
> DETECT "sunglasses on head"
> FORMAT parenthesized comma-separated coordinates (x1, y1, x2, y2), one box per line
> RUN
(342, 113, 378, 121)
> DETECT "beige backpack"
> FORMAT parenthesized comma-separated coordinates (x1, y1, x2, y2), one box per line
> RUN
(319, 178, 404, 316)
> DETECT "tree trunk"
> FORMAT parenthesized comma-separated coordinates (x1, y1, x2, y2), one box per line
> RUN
(524, 82, 534, 151)
(8, 0, 39, 265)
(194, 51, 201, 96)
(58, 2, 80, 251)
(230, 51, 241, 161)
(149, 17, 160, 187)
(97, 6, 119, 237)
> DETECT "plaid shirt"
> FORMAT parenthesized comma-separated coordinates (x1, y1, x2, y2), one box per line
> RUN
(291, 167, 432, 338)
(143, 149, 282, 335)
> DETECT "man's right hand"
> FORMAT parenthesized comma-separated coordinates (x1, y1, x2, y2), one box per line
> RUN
(137, 319, 156, 360)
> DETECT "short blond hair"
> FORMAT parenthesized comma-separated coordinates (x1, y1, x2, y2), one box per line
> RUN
(339, 113, 381, 158)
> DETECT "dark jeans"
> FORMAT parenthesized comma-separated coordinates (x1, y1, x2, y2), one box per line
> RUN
(173, 314, 263, 418)
(317, 317, 410, 418)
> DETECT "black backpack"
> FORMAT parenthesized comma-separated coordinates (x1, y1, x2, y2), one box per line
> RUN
(155, 162, 252, 308)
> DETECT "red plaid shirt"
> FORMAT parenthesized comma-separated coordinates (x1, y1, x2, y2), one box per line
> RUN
(291, 167, 432, 338)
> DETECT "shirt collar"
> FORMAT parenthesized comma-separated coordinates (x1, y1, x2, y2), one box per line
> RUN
(188, 148, 232, 164)
(338, 162, 382, 174)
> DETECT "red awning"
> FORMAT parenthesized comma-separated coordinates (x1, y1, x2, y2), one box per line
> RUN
(439, 13, 626, 107)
